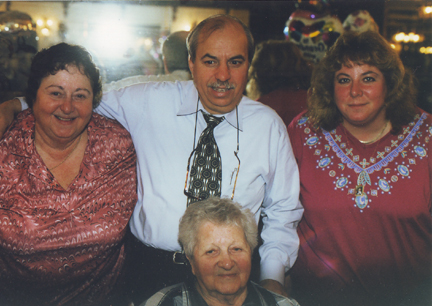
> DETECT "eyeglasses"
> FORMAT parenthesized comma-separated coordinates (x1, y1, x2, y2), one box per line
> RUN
(173, 250, 188, 265)
(184, 103, 240, 202)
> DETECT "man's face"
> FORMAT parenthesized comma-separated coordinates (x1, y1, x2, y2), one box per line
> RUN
(189, 23, 249, 115)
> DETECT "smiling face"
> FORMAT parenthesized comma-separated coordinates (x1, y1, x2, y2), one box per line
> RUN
(188, 221, 251, 303)
(188, 22, 249, 115)
(334, 62, 387, 129)
(33, 65, 93, 145)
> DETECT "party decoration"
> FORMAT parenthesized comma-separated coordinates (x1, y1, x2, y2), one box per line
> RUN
(343, 10, 379, 33)
(285, 9, 343, 63)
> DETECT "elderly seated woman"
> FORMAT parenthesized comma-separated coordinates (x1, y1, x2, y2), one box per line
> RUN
(0, 43, 137, 305)
(141, 197, 300, 306)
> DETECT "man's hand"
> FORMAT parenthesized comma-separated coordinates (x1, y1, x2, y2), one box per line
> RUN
(260, 279, 289, 297)
(284, 274, 293, 296)
(0, 98, 22, 138)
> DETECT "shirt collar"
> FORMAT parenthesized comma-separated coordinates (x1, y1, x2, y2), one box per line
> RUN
(177, 88, 244, 131)
(187, 280, 256, 306)
(171, 70, 192, 80)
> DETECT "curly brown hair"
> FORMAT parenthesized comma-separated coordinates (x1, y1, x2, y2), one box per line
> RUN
(308, 31, 417, 133)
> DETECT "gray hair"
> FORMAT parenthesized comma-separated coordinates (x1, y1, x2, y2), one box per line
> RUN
(178, 197, 258, 259)
(186, 14, 255, 64)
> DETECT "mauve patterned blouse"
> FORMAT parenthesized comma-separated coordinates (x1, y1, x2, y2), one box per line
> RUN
(0, 110, 137, 306)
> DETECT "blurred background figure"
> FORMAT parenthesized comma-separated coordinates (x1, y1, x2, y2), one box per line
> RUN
(103, 30, 191, 91)
(161, 30, 191, 77)
(141, 197, 300, 306)
(247, 40, 312, 126)
(0, 10, 37, 103)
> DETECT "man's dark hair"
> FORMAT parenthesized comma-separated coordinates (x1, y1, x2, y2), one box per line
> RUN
(187, 14, 254, 64)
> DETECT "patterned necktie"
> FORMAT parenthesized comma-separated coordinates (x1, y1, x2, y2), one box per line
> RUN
(187, 112, 224, 205)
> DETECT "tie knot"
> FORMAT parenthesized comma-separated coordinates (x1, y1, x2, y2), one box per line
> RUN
(203, 112, 224, 127)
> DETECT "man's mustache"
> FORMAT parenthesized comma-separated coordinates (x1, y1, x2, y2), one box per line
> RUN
(208, 80, 236, 90)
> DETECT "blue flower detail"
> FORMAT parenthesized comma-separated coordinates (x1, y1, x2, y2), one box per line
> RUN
(397, 165, 409, 176)
(319, 157, 331, 168)
(336, 177, 348, 188)
(414, 146, 426, 157)
(355, 194, 368, 209)
(378, 179, 390, 192)
(298, 117, 308, 125)
(307, 136, 319, 146)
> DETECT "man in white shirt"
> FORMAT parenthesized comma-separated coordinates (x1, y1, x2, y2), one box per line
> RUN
(0, 14, 302, 303)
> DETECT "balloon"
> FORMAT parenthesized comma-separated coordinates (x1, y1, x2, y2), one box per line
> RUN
(343, 10, 379, 33)
(285, 9, 343, 63)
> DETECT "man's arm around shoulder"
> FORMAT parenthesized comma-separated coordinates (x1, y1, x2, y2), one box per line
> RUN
(257, 113, 303, 298)
(260, 279, 289, 297)
(0, 98, 22, 138)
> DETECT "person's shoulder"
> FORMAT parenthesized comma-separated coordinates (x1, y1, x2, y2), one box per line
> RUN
(287, 110, 310, 130)
(88, 113, 135, 153)
(170, 70, 192, 81)
(133, 79, 195, 102)
(242, 95, 276, 113)
(90, 113, 130, 134)
(406, 108, 432, 132)
(2, 108, 33, 141)
(418, 108, 431, 121)
(241, 96, 285, 125)
(120, 78, 193, 90)
(103, 73, 191, 91)
(250, 282, 300, 306)
(140, 283, 186, 306)
(103, 77, 194, 96)
(11, 108, 33, 127)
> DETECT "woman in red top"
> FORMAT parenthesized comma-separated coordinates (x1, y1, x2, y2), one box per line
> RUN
(0, 43, 137, 306)
(287, 31, 431, 306)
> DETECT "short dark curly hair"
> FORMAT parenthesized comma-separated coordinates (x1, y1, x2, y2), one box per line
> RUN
(25, 43, 102, 109)
(308, 31, 417, 133)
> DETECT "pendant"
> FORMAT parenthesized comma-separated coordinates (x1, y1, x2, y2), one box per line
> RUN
(355, 188, 369, 209)
(355, 171, 370, 210)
